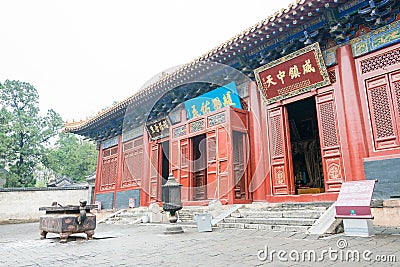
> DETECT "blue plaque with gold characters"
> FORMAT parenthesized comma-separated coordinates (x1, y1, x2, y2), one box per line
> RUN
(184, 82, 242, 120)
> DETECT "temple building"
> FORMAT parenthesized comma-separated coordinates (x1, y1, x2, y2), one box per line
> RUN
(65, 0, 400, 209)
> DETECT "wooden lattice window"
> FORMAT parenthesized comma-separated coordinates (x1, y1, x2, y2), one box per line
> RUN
(360, 47, 400, 74)
(319, 101, 339, 148)
(181, 144, 189, 168)
(366, 72, 400, 150)
(100, 146, 118, 190)
(121, 138, 143, 188)
(207, 136, 216, 162)
(270, 114, 283, 157)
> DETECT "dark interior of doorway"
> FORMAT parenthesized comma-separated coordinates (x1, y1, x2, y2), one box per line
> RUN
(161, 141, 170, 186)
(287, 97, 324, 194)
(233, 131, 246, 199)
(192, 134, 207, 200)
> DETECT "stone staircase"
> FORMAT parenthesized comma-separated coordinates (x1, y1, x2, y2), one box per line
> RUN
(177, 206, 209, 222)
(217, 202, 333, 233)
(103, 207, 150, 224)
(100, 202, 334, 233)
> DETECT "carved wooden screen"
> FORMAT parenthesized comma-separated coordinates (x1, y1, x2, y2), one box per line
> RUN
(179, 139, 190, 201)
(390, 71, 400, 140)
(149, 144, 159, 202)
(121, 138, 143, 188)
(233, 131, 247, 199)
(171, 140, 179, 180)
(206, 132, 217, 199)
(100, 146, 118, 190)
(217, 127, 230, 200)
(267, 107, 291, 195)
(315, 92, 344, 191)
(366, 73, 400, 150)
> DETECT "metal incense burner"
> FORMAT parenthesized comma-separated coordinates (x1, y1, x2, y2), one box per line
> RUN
(39, 199, 96, 243)
(162, 173, 184, 234)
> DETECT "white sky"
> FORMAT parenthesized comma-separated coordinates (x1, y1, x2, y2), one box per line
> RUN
(0, 0, 293, 122)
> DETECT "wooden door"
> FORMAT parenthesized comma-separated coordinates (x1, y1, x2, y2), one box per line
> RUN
(233, 131, 247, 199)
(206, 131, 218, 199)
(179, 139, 190, 201)
(267, 107, 292, 195)
(315, 91, 344, 191)
(366, 74, 400, 150)
(217, 127, 230, 200)
(149, 144, 159, 202)
(192, 135, 207, 200)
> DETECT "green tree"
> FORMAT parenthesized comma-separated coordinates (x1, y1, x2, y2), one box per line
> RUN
(0, 80, 63, 187)
(43, 132, 97, 182)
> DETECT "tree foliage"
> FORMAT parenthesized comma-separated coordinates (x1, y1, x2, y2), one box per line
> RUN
(0, 80, 63, 187)
(42, 132, 97, 182)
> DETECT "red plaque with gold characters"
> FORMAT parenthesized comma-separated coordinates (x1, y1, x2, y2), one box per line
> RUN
(254, 42, 331, 104)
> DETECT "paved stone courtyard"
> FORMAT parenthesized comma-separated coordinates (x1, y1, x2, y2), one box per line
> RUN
(0, 222, 399, 266)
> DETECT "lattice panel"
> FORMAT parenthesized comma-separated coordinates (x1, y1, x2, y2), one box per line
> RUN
(319, 101, 339, 147)
(122, 150, 143, 187)
(123, 141, 133, 151)
(122, 152, 133, 184)
(103, 149, 110, 157)
(134, 138, 143, 147)
(394, 81, 400, 118)
(207, 137, 216, 162)
(101, 162, 108, 186)
(328, 70, 336, 84)
(270, 115, 283, 157)
(150, 146, 158, 178)
(361, 48, 400, 74)
(181, 145, 189, 167)
(369, 85, 395, 139)
(111, 147, 118, 155)
(101, 156, 117, 189)
(109, 158, 117, 184)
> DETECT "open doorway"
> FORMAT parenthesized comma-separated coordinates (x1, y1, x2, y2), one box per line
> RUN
(287, 97, 324, 194)
(233, 131, 247, 200)
(191, 134, 207, 200)
(160, 141, 170, 186)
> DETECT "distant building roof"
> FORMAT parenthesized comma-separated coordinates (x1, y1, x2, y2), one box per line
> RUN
(47, 175, 74, 188)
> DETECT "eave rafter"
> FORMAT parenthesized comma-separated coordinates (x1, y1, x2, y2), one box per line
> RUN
(64, 0, 400, 141)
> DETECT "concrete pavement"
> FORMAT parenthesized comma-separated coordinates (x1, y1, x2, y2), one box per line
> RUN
(0, 222, 399, 266)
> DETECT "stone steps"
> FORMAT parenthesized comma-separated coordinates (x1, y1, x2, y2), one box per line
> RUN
(218, 222, 310, 232)
(101, 202, 333, 232)
(217, 202, 333, 233)
(236, 210, 324, 219)
(222, 217, 316, 226)
(178, 207, 209, 222)
(103, 208, 150, 224)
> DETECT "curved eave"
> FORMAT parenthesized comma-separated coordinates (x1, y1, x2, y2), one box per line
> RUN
(64, 0, 351, 135)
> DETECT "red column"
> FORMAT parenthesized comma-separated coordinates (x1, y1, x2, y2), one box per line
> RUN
(94, 144, 103, 202)
(141, 128, 151, 206)
(114, 135, 123, 208)
(336, 45, 368, 180)
(248, 82, 268, 201)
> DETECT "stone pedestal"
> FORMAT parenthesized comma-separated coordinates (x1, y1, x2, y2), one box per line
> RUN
(208, 199, 223, 218)
(148, 203, 162, 223)
(343, 219, 374, 237)
(164, 224, 184, 234)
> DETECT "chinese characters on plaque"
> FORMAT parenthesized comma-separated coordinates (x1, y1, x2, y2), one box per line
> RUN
(254, 43, 331, 104)
(146, 118, 170, 140)
(184, 82, 242, 120)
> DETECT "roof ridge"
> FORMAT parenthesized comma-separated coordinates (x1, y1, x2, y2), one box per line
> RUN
(65, 0, 302, 132)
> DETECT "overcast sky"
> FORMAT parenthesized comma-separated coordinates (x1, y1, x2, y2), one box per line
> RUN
(0, 0, 293, 122)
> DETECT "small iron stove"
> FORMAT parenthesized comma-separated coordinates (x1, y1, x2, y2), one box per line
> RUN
(39, 200, 96, 243)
